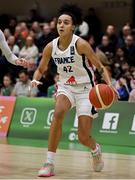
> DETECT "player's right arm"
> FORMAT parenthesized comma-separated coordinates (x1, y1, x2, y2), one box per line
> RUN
(31, 42, 52, 87)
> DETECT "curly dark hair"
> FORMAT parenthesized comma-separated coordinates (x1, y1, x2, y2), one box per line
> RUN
(58, 3, 82, 26)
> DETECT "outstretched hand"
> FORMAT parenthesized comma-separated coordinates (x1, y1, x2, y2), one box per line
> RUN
(15, 58, 33, 68)
(31, 79, 43, 87)
(28, 79, 43, 92)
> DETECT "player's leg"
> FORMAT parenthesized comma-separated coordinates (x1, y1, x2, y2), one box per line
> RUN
(78, 115, 104, 172)
(78, 115, 96, 149)
(38, 94, 72, 177)
(48, 94, 71, 152)
(75, 85, 104, 172)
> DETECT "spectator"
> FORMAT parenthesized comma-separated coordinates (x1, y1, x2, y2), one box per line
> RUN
(47, 73, 59, 98)
(98, 35, 115, 59)
(19, 22, 29, 39)
(7, 35, 20, 56)
(118, 25, 131, 47)
(14, 25, 25, 48)
(113, 47, 127, 66)
(105, 66, 116, 88)
(105, 25, 118, 48)
(77, 21, 89, 39)
(19, 35, 39, 77)
(49, 17, 58, 37)
(31, 21, 42, 40)
(115, 77, 130, 101)
(88, 35, 97, 52)
(36, 23, 55, 53)
(0, 74, 14, 96)
(11, 70, 38, 97)
(9, 17, 17, 34)
(124, 35, 135, 66)
(130, 71, 135, 89)
(3, 28, 11, 40)
(128, 89, 135, 102)
(88, 35, 111, 66)
(112, 47, 128, 79)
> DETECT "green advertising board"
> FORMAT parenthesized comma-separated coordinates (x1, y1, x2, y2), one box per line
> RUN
(8, 97, 135, 147)
(8, 97, 76, 141)
(92, 101, 135, 147)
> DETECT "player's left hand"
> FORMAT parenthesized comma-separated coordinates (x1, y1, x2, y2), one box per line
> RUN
(15, 58, 30, 68)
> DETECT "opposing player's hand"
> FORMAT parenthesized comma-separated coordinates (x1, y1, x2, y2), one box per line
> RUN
(15, 58, 29, 68)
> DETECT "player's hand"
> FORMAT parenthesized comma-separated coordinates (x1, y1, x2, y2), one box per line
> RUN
(30, 79, 43, 88)
(15, 58, 29, 68)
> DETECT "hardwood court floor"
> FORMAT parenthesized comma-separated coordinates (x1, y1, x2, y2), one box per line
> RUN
(0, 140, 135, 179)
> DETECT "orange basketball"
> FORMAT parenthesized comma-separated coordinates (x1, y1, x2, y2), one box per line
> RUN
(89, 84, 115, 109)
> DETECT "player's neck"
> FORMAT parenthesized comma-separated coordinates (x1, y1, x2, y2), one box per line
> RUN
(59, 35, 73, 50)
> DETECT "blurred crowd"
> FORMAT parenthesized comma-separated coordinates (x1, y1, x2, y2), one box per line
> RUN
(0, 7, 135, 102)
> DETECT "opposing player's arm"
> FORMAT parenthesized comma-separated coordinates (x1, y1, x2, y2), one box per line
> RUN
(77, 38, 112, 86)
(0, 30, 18, 65)
(32, 42, 52, 81)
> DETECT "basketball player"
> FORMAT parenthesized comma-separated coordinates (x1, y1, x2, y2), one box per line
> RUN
(31, 4, 116, 177)
(0, 29, 28, 67)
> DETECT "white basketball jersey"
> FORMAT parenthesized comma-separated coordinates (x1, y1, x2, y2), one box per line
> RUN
(52, 34, 95, 86)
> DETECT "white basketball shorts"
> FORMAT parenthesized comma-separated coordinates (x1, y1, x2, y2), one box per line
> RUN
(56, 83, 98, 118)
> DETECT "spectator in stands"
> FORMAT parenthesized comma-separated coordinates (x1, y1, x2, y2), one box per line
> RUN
(31, 21, 42, 40)
(47, 73, 59, 98)
(88, 35, 97, 52)
(19, 22, 29, 39)
(118, 25, 131, 47)
(113, 47, 127, 66)
(124, 35, 135, 66)
(3, 28, 11, 40)
(123, 71, 132, 89)
(128, 89, 135, 102)
(130, 71, 135, 89)
(49, 17, 58, 37)
(98, 35, 115, 59)
(105, 25, 118, 48)
(112, 47, 128, 79)
(77, 20, 89, 39)
(14, 25, 25, 48)
(7, 35, 20, 56)
(11, 70, 38, 97)
(0, 74, 14, 96)
(105, 66, 116, 88)
(36, 23, 55, 53)
(88, 35, 110, 65)
(9, 17, 17, 34)
(115, 77, 130, 101)
(121, 62, 130, 74)
(19, 35, 39, 77)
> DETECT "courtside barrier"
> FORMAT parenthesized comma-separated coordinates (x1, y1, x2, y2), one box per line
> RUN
(0, 96, 16, 137)
(8, 97, 75, 140)
(7, 97, 135, 147)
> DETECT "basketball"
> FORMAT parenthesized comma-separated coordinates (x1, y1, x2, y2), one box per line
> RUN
(89, 84, 115, 109)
